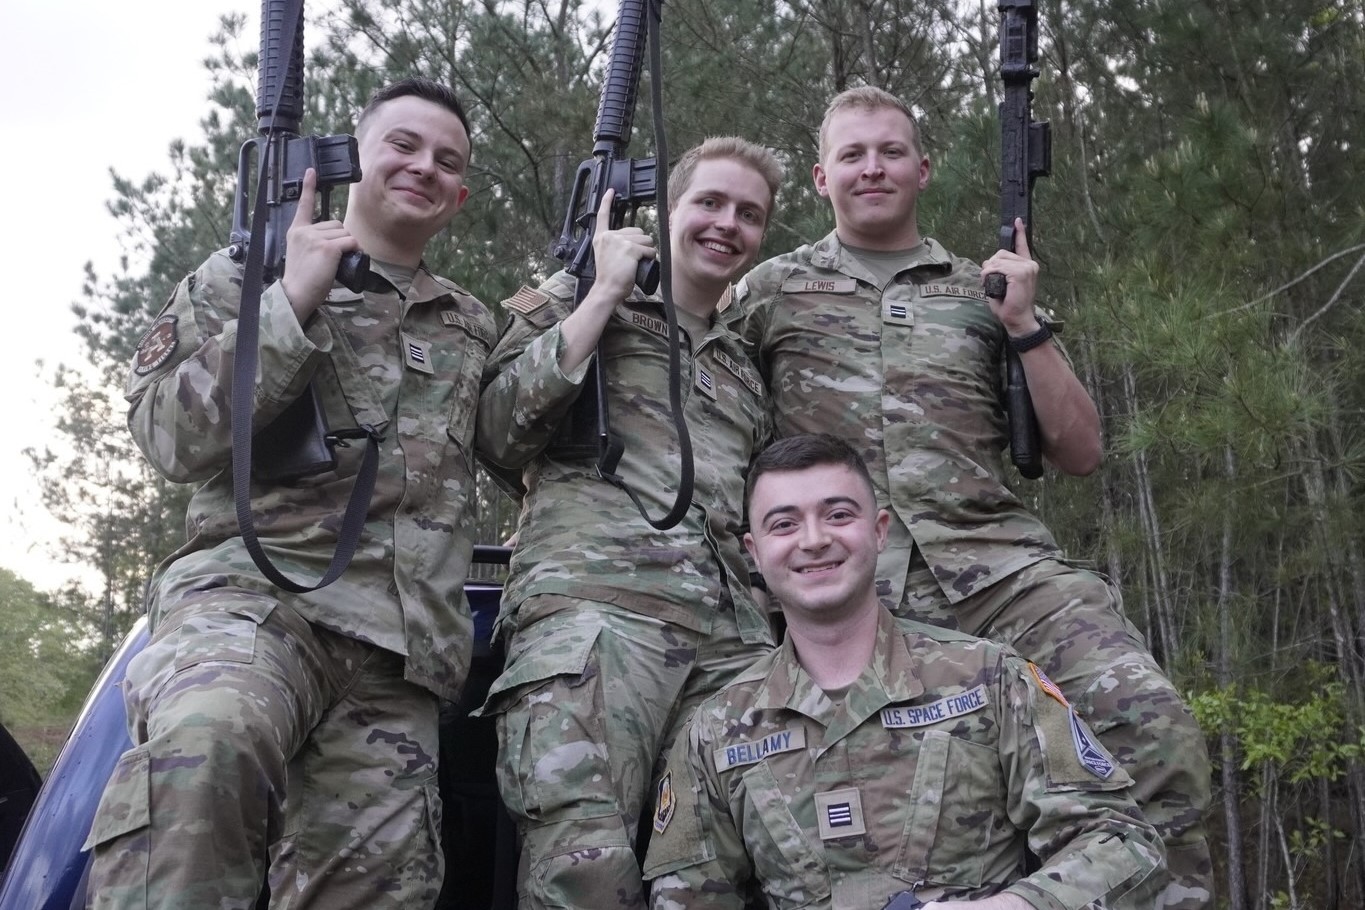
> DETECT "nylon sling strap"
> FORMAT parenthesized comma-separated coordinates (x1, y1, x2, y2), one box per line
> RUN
(231, 0, 380, 593)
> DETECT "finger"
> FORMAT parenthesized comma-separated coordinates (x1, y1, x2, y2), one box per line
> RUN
(292, 168, 318, 229)
(1013, 216, 1032, 259)
(595, 187, 616, 234)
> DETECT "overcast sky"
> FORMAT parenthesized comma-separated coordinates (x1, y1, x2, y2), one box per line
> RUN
(0, 1, 250, 591)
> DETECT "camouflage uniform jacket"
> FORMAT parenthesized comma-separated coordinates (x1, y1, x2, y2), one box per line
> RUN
(739, 233, 1064, 608)
(126, 249, 496, 702)
(476, 270, 771, 644)
(644, 608, 1164, 910)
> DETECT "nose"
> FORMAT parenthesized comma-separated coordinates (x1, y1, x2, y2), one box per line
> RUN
(861, 154, 885, 178)
(798, 520, 830, 551)
(712, 205, 738, 233)
(408, 150, 435, 177)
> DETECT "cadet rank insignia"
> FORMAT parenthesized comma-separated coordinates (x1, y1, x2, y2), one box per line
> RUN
(503, 285, 551, 315)
(695, 366, 717, 400)
(653, 771, 676, 834)
(1071, 712, 1116, 779)
(134, 315, 179, 375)
(403, 334, 434, 374)
(814, 788, 866, 839)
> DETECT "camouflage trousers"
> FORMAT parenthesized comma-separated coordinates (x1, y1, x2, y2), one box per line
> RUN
(85, 588, 443, 910)
(899, 554, 1214, 910)
(481, 595, 771, 910)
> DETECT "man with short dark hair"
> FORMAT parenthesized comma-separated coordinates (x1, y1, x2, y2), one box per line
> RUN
(644, 434, 1166, 910)
(475, 137, 782, 910)
(85, 78, 495, 909)
(737, 85, 1212, 907)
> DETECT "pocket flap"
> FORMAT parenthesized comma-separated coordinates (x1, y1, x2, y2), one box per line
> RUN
(82, 745, 152, 851)
(473, 624, 601, 717)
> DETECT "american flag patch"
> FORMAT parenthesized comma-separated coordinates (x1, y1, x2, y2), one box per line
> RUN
(1029, 663, 1070, 709)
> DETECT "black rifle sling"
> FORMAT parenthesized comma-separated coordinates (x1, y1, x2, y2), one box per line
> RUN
(232, 0, 380, 593)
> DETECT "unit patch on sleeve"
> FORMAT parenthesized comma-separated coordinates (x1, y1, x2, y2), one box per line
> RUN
(881, 685, 990, 728)
(1070, 712, 1116, 779)
(653, 771, 676, 834)
(713, 727, 806, 771)
(133, 315, 180, 375)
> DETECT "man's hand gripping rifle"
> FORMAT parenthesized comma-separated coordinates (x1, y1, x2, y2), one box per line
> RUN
(228, 0, 371, 484)
(986, 0, 1052, 480)
(548, 0, 660, 471)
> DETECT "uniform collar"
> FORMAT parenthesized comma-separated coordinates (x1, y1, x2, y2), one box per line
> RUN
(809, 230, 955, 284)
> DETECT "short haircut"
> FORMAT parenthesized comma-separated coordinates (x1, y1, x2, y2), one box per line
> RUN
(746, 434, 876, 509)
(668, 136, 784, 223)
(356, 78, 472, 152)
(817, 86, 922, 161)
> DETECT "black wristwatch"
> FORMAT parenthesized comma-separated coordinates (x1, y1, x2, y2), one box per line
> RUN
(1007, 322, 1053, 353)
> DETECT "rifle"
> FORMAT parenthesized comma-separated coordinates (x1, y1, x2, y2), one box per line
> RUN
(986, 0, 1051, 480)
(227, 0, 379, 593)
(547, 0, 695, 531)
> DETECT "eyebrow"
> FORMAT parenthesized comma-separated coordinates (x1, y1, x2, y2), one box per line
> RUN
(758, 495, 861, 526)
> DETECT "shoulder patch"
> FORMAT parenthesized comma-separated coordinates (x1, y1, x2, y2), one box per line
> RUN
(653, 771, 676, 834)
(1070, 711, 1116, 779)
(133, 315, 179, 375)
(1029, 663, 1070, 709)
(503, 285, 552, 316)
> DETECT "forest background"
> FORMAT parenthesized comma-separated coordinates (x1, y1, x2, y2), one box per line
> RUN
(1, 1, 1362, 908)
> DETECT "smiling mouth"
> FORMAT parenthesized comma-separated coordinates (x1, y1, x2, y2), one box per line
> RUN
(701, 240, 738, 255)
(797, 560, 842, 574)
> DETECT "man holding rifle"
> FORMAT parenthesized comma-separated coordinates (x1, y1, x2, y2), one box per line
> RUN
(475, 137, 781, 910)
(85, 79, 494, 909)
(737, 87, 1212, 907)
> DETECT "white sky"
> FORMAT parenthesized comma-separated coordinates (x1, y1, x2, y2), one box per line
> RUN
(0, 1, 247, 592)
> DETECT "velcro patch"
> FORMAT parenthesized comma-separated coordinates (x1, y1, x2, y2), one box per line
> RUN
(403, 333, 434, 374)
(623, 306, 669, 339)
(814, 788, 866, 839)
(695, 366, 717, 400)
(653, 771, 676, 833)
(1029, 663, 1070, 709)
(781, 277, 857, 294)
(713, 727, 806, 771)
(503, 285, 551, 316)
(881, 685, 989, 728)
(1070, 712, 1116, 779)
(918, 282, 986, 301)
(133, 315, 180, 375)
(882, 299, 912, 323)
(713, 350, 763, 397)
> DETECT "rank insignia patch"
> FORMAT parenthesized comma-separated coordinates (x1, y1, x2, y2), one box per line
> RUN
(814, 788, 866, 839)
(134, 315, 179, 375)
(653, 771, 676, 834)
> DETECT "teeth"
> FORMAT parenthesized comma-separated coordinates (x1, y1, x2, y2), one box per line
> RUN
(702, 241, 735, 254)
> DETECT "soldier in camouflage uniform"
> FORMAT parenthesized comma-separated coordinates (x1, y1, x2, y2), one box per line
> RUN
(474, 138, 782, 910)
(84, 80, 495, 910)
(645, 434, 1166, 910)
(736, 87, 1212, 908)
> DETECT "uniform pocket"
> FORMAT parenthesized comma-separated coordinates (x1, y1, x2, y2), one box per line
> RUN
(83, 745, 152, 851)
(740, 762, 830, 909)
(894, 730, 998, 889)
(479, 625, 611, 824)
(172, 609, 267, 672)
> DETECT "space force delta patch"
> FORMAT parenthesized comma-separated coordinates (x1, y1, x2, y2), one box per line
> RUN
(713, 728, 806, 771)
(1071, 712, 1116, 779)
(880, 685, 989, 728)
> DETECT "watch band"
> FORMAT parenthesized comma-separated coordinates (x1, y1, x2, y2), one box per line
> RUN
(1007, 322, 1053, 353)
